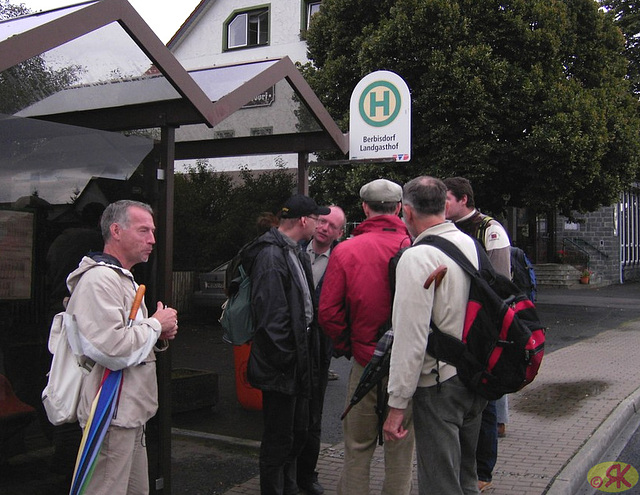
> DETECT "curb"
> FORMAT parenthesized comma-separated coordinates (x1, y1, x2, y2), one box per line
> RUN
(545, 387, 640, 494)
(172, 427, 261, 450)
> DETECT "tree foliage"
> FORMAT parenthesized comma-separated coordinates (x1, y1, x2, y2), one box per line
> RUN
(601, 0, 640, 96)
(173, 161, 296, 271)
(0, 0, 26, 18)
(0, 0, 81, 114)
(304, 0, 640, 217)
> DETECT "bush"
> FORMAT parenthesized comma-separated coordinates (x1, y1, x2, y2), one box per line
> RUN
(173, 160, 296, 271)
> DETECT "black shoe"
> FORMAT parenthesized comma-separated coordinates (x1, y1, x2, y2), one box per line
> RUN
(299, 480, 324, 495)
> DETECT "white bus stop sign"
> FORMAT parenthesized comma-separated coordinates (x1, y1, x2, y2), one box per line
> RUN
(349, 71, 411, 162)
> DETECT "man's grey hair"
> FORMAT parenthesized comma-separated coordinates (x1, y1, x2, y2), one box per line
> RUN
(101, 200, 153, 241)
(402, 176, 447, 216)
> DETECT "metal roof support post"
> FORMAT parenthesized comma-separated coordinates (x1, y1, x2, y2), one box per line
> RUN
(298, 152, 309, 195)
(152, 124, 176, 494)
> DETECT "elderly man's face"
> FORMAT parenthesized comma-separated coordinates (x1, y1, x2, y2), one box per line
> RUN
(314, 207, 345, 247)
(119, 206, 156, 267)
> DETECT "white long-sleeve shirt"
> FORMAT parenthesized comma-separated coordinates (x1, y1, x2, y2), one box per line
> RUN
(387, 222, 479, 410)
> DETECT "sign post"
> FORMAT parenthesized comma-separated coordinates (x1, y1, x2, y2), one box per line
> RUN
(349, 71, 411, 162)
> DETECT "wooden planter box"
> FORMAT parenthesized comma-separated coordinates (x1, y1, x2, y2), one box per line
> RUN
(171, 368, 219, 414)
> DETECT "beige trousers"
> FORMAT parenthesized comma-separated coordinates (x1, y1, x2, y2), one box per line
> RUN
(338, 360, 415, 495)
(81, 425, 149, 495)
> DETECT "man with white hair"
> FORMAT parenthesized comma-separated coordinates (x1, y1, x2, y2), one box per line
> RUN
(298, 204, 347, 495)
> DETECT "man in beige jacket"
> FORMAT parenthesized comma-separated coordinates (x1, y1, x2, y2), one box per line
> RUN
(66, 200, 178, 494)
(384, 177, 487, 495)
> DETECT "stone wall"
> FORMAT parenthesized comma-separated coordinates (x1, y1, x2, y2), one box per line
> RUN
(555, 207, 620, 285)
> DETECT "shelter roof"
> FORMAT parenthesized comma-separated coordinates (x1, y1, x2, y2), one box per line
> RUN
(0, 0, 348, 204)
(0, 0, 217, 127)
(0, 0, 347, 152)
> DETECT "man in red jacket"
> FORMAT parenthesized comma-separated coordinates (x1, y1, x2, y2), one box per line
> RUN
(318, 179, 414, 495)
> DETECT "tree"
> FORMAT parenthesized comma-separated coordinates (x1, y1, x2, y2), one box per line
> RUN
(601, 0, 640, 96)
(0, 0, 81, 114)
(173, 160, 296, 271)
(0, 0, 26, 19)
(304, 0, 640, 217)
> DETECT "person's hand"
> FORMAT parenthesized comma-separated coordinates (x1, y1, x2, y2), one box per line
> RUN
(383, 407, 408, 442)
(153, 301, 178, 340)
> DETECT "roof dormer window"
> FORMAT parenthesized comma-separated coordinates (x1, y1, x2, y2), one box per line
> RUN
(226, 7, 269, 50)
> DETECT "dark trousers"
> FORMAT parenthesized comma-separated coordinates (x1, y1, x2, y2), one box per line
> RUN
(296, 368, 329, 486)
(260, 390, 309, 495)
(413, 376, 486, 495)
(476, 399, 498, 482)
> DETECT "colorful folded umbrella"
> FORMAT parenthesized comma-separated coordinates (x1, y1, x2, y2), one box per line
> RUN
(69, 368, 123, 495)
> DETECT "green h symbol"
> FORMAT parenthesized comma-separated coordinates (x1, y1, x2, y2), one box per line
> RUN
(369, 90, 390, 117)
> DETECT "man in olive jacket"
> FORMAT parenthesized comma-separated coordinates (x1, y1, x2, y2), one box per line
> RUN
(245, 194, 330, 495)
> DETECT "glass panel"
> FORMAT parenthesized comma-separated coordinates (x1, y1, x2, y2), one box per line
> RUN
(307, 2, 321, 28)
(0, 114, 153, 491)
(228, 13, 248, 49)
(249, 10, 268, 46)
(258, 11, 269, 45)
(189, 60, 279, 101)
(0, 1, 97, 43)
(2, 19, 181, 117)
(0, 113, 153, 204)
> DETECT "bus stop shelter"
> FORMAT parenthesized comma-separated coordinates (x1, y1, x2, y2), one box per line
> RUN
(0, 0, 347, 492)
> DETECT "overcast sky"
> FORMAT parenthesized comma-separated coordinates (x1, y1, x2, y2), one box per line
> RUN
(21, 0, 201, 42)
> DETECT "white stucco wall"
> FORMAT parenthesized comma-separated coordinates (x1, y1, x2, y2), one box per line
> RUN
(170, 1, 317, 173)
(171, 0, 310, 71)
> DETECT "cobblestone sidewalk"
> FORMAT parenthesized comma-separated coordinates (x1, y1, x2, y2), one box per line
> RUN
(223, 322, 640, 495)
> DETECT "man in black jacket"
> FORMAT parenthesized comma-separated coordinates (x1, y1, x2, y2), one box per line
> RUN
(297, 205, 346, 495)
(245, 194, 330, 495)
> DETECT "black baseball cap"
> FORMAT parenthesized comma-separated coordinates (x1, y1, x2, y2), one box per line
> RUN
(279, 194, 330, 219)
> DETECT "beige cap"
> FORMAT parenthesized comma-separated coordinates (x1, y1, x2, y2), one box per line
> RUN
(359, 179, 403, 203)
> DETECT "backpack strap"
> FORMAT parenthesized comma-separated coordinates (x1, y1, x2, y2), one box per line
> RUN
(475, 215, 494, 247)
(415, 235, 491, 391)
(417, 235, 495, 281)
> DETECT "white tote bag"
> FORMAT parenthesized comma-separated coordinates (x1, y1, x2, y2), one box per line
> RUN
(41, 312, 93, 425)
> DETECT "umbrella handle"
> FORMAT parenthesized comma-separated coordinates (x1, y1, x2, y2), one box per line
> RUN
(340, 404, 353, 421)
(424, 265, 447, 289)
(127, 285, 146, 327)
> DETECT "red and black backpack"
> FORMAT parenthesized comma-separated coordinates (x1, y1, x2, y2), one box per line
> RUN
(418, 235, 545, 400)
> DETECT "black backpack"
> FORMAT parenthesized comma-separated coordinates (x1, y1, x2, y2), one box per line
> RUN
(417, 235, 545, 400)
(219, 238, 264, 345)
(510, 246, 537, 302)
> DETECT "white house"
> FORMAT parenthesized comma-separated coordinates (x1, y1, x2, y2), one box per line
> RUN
(168, 0, 324, 172)
(169, 0, 320, 68)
